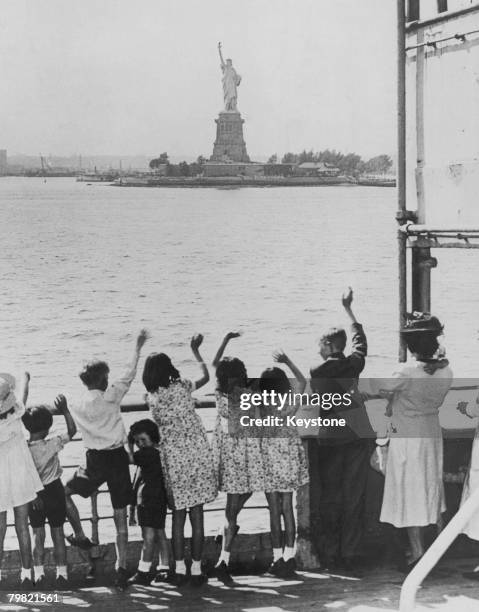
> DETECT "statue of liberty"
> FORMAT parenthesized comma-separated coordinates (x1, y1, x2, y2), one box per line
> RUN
(218, 42, 242, 112)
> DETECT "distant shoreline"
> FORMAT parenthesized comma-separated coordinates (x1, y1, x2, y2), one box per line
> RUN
(112, 176, 396, 188)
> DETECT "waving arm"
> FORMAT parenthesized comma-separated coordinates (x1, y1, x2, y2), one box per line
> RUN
(212, 332, 241, 369)
(218, 42, 226, 68)
(273, 350, 307, 393)
(191, 334, 210, 390)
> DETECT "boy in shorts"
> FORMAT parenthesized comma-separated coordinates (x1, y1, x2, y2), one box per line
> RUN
(65, 329, 149, 590)
(22, 395, 76, 589)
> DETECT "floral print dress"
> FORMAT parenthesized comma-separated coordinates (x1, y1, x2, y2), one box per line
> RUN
(260, 402, 309, 493)
(212, 388, 265, 494)
(147, 379, 217, 510)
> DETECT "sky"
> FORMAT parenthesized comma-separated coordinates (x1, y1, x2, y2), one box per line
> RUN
(0, 0, 396, 159)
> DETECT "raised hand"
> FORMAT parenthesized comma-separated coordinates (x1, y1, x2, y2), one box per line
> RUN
(226, 331, 241, 341)
(54, 394, 68, 414)
(136, 328, 150, 351)
(342, 287, 353, 309)
(273, 350, 289, 364)
(457, 401, 471, 417)
(190, 333, 204, 351)
(24, 371, 31, 383)
(32, 496, 44, 512)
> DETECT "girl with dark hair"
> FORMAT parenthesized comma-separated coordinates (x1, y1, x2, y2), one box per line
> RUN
(143, 334, 217, 587)
(259, 351, 309, 578)
(211, 332, 264, 585)
(371, 313, 452, 572)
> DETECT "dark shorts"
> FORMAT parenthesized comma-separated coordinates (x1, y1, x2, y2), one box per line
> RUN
(29, 478, 66, 529)
(137, 502, 167, 530)
(66, 447, 132, 509)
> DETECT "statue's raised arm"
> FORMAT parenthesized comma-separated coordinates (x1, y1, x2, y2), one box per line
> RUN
(218, 42, 226, 69)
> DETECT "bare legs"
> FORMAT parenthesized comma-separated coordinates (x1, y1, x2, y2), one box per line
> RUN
(189, 505, 204, 563)
(266, 492, 282, 550)
(266, 492, 296, 551)
(406, 526, 424, 564)
(157, 530, 170, 568)
(14, 505, 32, 571)
(223, 492, 251, 554)
(64, 486, 88, 540)
(172, 505, 205, 566)
(172, 509, 187, 563)
(0, 507, 33, 582)
(51, 527, 67, 568)
(281, 493, 295, 548)
(113, 508, 128, 570)
(138, 527, 170, 572)
(32, 526, 46, 568)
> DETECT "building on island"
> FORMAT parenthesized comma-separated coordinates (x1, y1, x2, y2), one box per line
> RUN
(295, 162, 341, 177)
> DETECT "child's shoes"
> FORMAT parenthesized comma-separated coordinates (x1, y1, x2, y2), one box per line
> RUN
(189, 573, 208, 587)
(115, 567, 129, 591)
(34, 575, 47, 590)
(268, 558, 285, 576)
(55, 575, 70, 591)
(129, 570, 151, 586)
(66, 534, 93, 550)
(20, 577, 35, 591)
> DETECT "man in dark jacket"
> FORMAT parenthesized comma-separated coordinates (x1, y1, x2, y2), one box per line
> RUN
(309, 288, 374, 572)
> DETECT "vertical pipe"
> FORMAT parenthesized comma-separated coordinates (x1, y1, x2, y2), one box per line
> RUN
(416, 30, 426, 224)
(397, 0, 408, 362)
(412, 24, 433, 313)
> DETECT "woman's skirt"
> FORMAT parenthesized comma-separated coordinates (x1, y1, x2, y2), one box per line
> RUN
(0, 436, 43, 512)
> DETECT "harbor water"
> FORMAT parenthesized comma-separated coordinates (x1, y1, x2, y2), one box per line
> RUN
(2, 177, 479, 547)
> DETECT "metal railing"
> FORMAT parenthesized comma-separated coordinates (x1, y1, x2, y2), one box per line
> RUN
(6, 400, 270, 538)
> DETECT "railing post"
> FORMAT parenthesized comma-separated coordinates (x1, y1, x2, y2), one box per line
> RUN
(296, 440, 321, 569)
(397, 0, 408, 362)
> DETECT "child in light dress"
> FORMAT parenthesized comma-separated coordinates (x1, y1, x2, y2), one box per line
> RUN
(0, 372, 43, 589)
(211, 332, 264, 585)
(22, 394, 76, 589)
(259, 350, 309, 578)
(143, 334, 217, 588)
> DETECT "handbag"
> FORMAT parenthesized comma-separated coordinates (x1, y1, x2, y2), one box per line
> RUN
(370, 439, 389, 475)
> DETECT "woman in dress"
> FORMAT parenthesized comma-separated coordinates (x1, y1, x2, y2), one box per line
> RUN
(143, 335, 217, 587)
(373, 313, 452, 571)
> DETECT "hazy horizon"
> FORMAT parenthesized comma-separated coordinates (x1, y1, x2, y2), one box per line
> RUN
(1, 0, 396, 159)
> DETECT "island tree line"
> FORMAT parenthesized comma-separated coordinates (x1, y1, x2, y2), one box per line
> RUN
(149, 150, 393, 177)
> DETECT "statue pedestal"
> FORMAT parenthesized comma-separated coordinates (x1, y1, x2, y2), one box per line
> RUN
(210, 111, 250, 162)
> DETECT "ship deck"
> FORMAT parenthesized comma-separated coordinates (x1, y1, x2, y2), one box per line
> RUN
(2, 559, 479, 612)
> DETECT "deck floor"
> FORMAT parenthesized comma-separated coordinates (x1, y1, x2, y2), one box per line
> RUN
(1, 560, 479, 612)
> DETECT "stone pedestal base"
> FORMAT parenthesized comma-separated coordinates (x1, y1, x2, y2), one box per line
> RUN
(211, 111, 250, 162)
